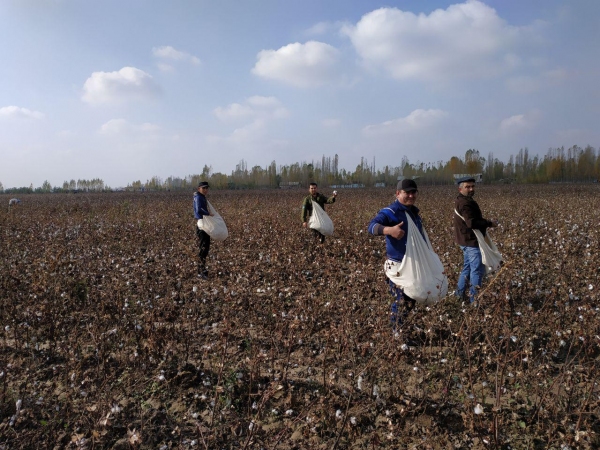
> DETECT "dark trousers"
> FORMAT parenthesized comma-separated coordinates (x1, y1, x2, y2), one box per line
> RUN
(196, 227, 210, 272)
(388, 279, 416, 331)
(311, 228, 326, 244)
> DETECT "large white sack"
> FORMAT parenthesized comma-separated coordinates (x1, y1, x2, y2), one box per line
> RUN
(454, 209, 503, 274)
(198, 200, 228, 241)
(308, 202, 334, 236)
(385, 215, 448, 305)
(473, 229, 502, 274)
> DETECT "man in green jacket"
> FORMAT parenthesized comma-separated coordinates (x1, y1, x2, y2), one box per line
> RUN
(301, 182, 337, 243)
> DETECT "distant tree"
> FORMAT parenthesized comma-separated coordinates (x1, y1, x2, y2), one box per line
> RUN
(465, 149, 484, 174)
(448, 156, 464, 176)
(577, 145, 596, 181)
(128, 180, 142, 191)
(0, 181, 3, 192)
(201, 164, 212, 179)
(492, 158, 504, 181)
(145, 176, 163, 190)
(210, 172, 228, 189)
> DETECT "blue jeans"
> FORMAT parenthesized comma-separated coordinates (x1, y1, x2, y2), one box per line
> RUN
(457, 246, 485, 303)
(388, 278, 415, 332)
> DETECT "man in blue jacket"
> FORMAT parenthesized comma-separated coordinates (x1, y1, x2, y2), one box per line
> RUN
(368, 179, 425, 331)
(193, 181, 213, 279)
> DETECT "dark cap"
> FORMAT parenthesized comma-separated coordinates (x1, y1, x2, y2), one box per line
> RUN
(397, 179, 418, 192)
(456, 176, 476, 185)
(198, 181, 210, 188)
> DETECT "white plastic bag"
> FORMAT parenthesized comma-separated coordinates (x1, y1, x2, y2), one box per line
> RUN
(308, 202, 334, 236)
(385, 215, 448, 304)
(473, 229, 502, 274)
(454, 210, 502, 273)
(198, 201, 228, 241)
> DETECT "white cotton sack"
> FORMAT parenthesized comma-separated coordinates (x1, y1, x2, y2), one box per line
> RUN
(454, 209, 503, 274)
(198, 201, 228, 241)
(308, 202, 334, 236)
(473, 229, 503, 274)
(385, 215, 448, 304)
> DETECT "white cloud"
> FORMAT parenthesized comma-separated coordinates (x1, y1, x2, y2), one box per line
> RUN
(304, 21, 346, 37)
(208, 96, 290, 161)
(305, 21, 332, 36)
(139, 122, 161, 133)
(499, 114, 526, 131)
(322, 118, 341, 127)
(99, 119, 130, 134)
(498, 110, 541, 134)
(157, 63, 175, 73)
(152, 45, 201, 66)
(207, 119, 282, 151)
(247, 96, 289, 119)
(247, 95, 280, 108)
(228, 119, 268, 143)
(0, 106, 45, 120)
(99, 119, 160, 135)
(213, 96, 289, 122)
(362, 109, 448, 136)
(205, 117, 290, 167)
(153, 45, 185, 60)
(343, 1, 531, 82)
(252, 41, 341, 88)
(82, 67, 161, 105)
(214, 103, 255, 122)
(56, 130, 76, 138)
(506, 68, 569, 94)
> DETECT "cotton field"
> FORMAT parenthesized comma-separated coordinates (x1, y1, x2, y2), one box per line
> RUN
(1, 185, 599, 449)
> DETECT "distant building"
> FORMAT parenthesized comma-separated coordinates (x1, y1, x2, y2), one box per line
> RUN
(330, 183, 365, 189)
(453, 173, 483, 183)
(279, 181, 302, 189)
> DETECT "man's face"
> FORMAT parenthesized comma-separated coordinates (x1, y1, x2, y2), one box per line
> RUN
(396, 189, 417, 206)
(198, 186, 209, 195)
(309, 185, 317, 196)
(459, 182, 475, 197)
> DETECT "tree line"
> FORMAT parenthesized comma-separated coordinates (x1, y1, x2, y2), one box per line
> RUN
(2, 145, 598, 194)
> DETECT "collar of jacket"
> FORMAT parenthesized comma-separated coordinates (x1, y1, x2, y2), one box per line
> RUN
(395, 199, 420, 215)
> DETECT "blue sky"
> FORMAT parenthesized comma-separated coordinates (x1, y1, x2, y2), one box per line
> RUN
(1, 0, 598, 188)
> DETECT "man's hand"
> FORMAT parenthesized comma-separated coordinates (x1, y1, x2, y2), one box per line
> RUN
(385, 222, 405, 240)
(302, 222, 307, 228)
(489, 219, 498, 227)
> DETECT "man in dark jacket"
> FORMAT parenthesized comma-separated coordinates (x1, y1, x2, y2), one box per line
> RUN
(193, 181, 213, 279)
(301, 182, 337, 244)
(453, 176, 497, 303)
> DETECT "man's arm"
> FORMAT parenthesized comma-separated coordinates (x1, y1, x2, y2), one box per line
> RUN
(301, 197, 311, 223)
(459, 202, 493, 231)
(194, 195, 210, 218)
(368, 210, 405, 240)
